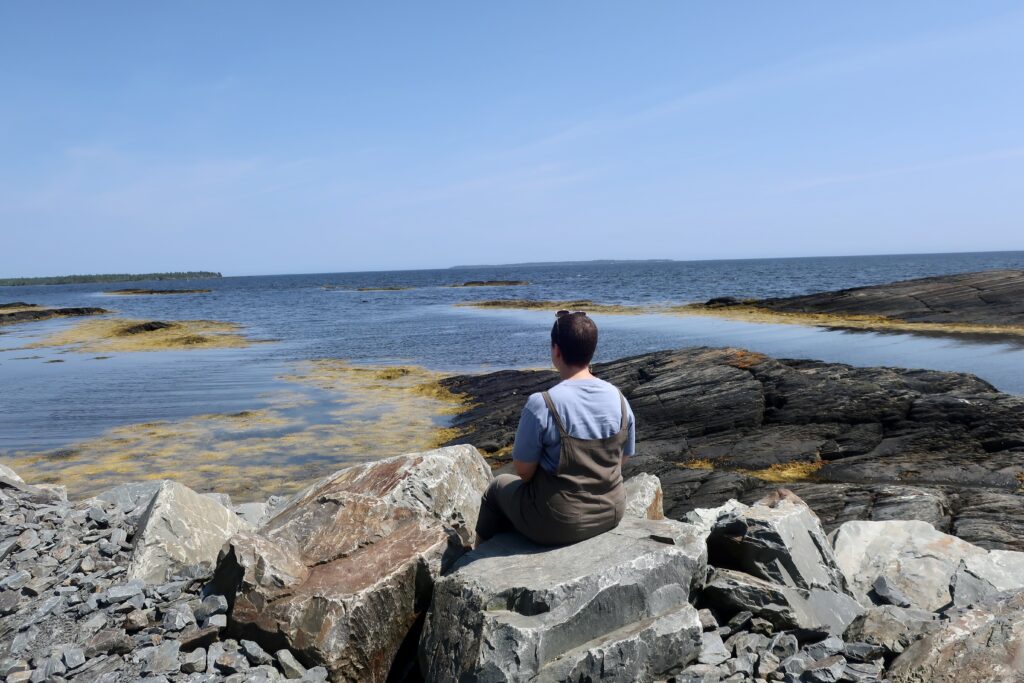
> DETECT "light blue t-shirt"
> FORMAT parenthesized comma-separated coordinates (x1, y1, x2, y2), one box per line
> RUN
(512, 377, 636, 474)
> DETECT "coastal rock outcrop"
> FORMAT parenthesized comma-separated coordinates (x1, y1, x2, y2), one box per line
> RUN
(441, 346, 1024, 550)
(752, 268, 1024, 327)
(7, 452, 1024, 682)
(212, 445, 491, 683)
(418, 516, 708, 682)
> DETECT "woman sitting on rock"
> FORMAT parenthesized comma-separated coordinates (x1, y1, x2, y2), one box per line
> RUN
(475, 310, 636, 546)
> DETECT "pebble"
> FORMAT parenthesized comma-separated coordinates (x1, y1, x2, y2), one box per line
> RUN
(61, 646, 86, 670)
(0, 569, 31, 590)
(125, 609, 150, 633)
(275, 649, 307, 679)
(800, 654, 847, 683)
(241, 639, 274, 666)
(182, 647, 207, 674)
(142, 640, 181, 674)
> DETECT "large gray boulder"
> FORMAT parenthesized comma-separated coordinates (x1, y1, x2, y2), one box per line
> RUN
(697, 491, 863, 635)
(707, 490, 850, 594)
(887, 591, 1024, 682)
(419, 516, 708, 682)
(213, 445, 491, 683)
(127, 480, 251, 584)
(832, 520, 1024, 611)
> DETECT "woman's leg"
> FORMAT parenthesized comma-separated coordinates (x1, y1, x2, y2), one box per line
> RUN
(474, 474, 521, 544)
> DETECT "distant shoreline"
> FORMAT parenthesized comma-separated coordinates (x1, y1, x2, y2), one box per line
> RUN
(448, 259, 676, 269)
(0, 271, 222, 286)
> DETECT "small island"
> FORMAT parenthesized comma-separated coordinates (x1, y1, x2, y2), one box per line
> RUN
(447, 280, 529, 287)
(105, 288, 212, 295)
(0, 302, 108, 326)
(0, 271, 222, 287)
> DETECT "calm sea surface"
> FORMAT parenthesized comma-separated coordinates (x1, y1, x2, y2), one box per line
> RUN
(3, 251, 1024, 456)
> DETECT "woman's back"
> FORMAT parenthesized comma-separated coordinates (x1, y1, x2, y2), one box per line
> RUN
(512, 377, 636, 475)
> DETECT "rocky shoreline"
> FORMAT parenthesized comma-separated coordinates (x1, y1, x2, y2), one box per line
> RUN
(3, 445, 1023, 682)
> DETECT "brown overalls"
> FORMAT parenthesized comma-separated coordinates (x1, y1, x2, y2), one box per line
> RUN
(475, 390, 629, 546)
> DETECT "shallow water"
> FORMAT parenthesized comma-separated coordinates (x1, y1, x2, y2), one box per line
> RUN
(2, 251, 1024, 494)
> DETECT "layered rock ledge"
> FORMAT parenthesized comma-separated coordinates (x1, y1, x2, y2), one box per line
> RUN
(440, 346, 1024, 550)
(687, 269, 1024, 335)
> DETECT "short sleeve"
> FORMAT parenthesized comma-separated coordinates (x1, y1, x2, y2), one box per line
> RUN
(511, 393, 547, 463)
(624, 400, 636, 457)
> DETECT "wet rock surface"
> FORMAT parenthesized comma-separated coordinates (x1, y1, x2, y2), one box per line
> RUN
(441, 346, 1024, 550)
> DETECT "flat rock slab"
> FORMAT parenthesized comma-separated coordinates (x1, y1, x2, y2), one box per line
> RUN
(419, 517, 708, 682)
(127, 480, 250, 584)
(832, 519, 1024, 612)
(215, 445, 491, 683)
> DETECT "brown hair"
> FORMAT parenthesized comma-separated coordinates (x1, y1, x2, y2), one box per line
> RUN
(551, 312, 598, 366)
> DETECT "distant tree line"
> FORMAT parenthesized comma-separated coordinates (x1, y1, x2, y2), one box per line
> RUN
(0, 271, 222, 286)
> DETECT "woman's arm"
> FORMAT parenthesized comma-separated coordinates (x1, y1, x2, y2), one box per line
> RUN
(514, 459, 539, 483)
(511, 394, 546, 483)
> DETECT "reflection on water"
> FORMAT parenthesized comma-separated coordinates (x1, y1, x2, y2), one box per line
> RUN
(4, 360, 462, 501)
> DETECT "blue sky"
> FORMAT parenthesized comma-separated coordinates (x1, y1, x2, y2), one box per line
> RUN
(2, 2, 1022, 276)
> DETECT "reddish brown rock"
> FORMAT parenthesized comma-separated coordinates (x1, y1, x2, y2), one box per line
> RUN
(213, 445, 491, 683)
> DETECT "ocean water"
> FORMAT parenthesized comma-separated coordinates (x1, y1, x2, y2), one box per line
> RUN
(3, 250, 1024, 458)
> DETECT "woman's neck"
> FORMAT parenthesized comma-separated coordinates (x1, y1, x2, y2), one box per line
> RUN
(559, 366, 594, 381)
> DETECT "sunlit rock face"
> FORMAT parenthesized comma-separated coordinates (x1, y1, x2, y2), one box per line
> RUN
(127, 480, 251, 585)
(419, 516, 708, 683)
(212, 445, 491, 683)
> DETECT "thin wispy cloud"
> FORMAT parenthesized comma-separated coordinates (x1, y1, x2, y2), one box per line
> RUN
(778, 147, 1024, 193)
(495, 6, 1024, 161)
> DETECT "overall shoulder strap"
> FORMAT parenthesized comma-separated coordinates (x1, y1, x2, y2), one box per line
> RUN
(618, 391, 629, 433)
(541, 391, 568, 436)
